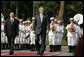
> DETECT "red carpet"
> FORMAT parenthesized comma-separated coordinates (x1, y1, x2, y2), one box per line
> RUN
(1, 51, 57, 56)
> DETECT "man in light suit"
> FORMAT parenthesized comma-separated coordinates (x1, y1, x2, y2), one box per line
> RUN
(33, 6, 50, 55)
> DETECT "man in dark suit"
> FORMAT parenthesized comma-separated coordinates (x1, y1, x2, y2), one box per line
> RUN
(4, 12, 19, 55)
(33, 6, 50, 55)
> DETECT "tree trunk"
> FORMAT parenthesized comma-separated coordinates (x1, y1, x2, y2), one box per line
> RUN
(16, 1, 18, 17)
(58, 1, 65, 20)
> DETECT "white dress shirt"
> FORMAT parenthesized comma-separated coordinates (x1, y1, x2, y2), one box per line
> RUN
(10, 18, 14, 24)
(40, 13, 43, 23)
(10, 18, 14, 22)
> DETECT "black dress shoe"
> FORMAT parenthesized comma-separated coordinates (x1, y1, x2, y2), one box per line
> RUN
(9, 52, 14, 55)
(37, 51, 40, 55)
(40, 52, 43, 56)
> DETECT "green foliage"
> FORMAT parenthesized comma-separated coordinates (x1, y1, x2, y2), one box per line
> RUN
(62, 38, 67, 46)
(26, 17, 31, 21)
(1, 1, 33, 20)
(1, 1, 83, 21)
(33, 1, 60, 17)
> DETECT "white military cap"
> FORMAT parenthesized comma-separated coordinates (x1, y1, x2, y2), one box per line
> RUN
(55, 19, 57, 21)
(1, 19, 5, 23)
(50, 17, 54, 20)
(32, 17, 35, 20)
(69, 18, 74, 21)
(19, 19, 23, 21)
(23, 21, 26, 24)
(25, 21, 28, 23)
(57, 20, 62, 23)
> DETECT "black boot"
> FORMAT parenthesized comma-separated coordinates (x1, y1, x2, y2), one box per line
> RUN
(34, 45, 36, 51)
(21, 44, 23, 49)
(32, 44, 35, 51)
(72, 46, 75, 52)
(52, 45, 54, 52)
(53, 45, 56, 52)
(59, 45, 61, 51)
(31, 45, 33, 51)
(57, 45, 58, 51)
(30, 45, 32, 51)
(17, 44, 19, 50)
(33, 45, 36, 51)
(58, 45, 60, 51)
(71, 46, 73, 52)
(69, 46, 71, 52)
(3, 44, 5, 49)
(49, 45, 52, 52)
(54, 45, 57, 52)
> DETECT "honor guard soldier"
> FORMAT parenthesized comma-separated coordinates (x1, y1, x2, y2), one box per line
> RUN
(48, 17, 56, 52)
(25, 20, 31, 49)
(53, 19, 59, 52)
(1, 19, 8, 49)
(30, 30, 36, 51)
(14, 19, 23, 49)
(19, 19, 24, 49)
(19, 21, 26, 49)
(22, 21, 28, 49)
(54, 19, 58, 26)
(30, 17, 36, 51)
(56, 20, 64, 51)
(73, 21, 81, 46)
(66, 18, 77, 52)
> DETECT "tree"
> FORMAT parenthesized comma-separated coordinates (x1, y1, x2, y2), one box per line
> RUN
(16, 1, 18, 17)
(58, 1, 65, 20)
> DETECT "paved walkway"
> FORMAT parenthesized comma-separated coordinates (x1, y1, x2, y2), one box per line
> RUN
(1, 46, 74, 56)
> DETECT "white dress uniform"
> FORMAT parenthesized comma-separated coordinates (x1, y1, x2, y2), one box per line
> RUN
(22, 25, 27, 44)
(48, 22, 57, 52)
(30, 31, 35, 45)
(48, 23, 56, 45)
(19, 24, 25, 44)
(16, 24, 23, 44)
(48, 31, 56, 45)
(74, 25, 81, 45)
(66, 23, 77, 46)
(1, 23, 5, 43)
(14, 24, 21, 44)
(54, 24, 58, 45)
(56, 25, 64, 45)
(29, 22, 36, 45)
(1, 23, 8, 44)
(25, 25, 31, 44)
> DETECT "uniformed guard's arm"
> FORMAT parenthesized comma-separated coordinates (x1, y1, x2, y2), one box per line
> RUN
(61, 26, 64, 33)
(66, 25, 70, 31)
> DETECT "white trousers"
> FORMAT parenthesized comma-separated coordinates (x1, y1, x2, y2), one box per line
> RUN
(68, 37, 76, 46)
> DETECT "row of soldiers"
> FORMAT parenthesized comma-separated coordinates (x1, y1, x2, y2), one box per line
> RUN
(48, 17, 81, 52)
(1, 17, 81, 52)
(48, 17, 64, 52)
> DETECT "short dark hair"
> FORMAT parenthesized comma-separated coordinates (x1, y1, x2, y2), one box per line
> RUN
(10, 12, 14, 14)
